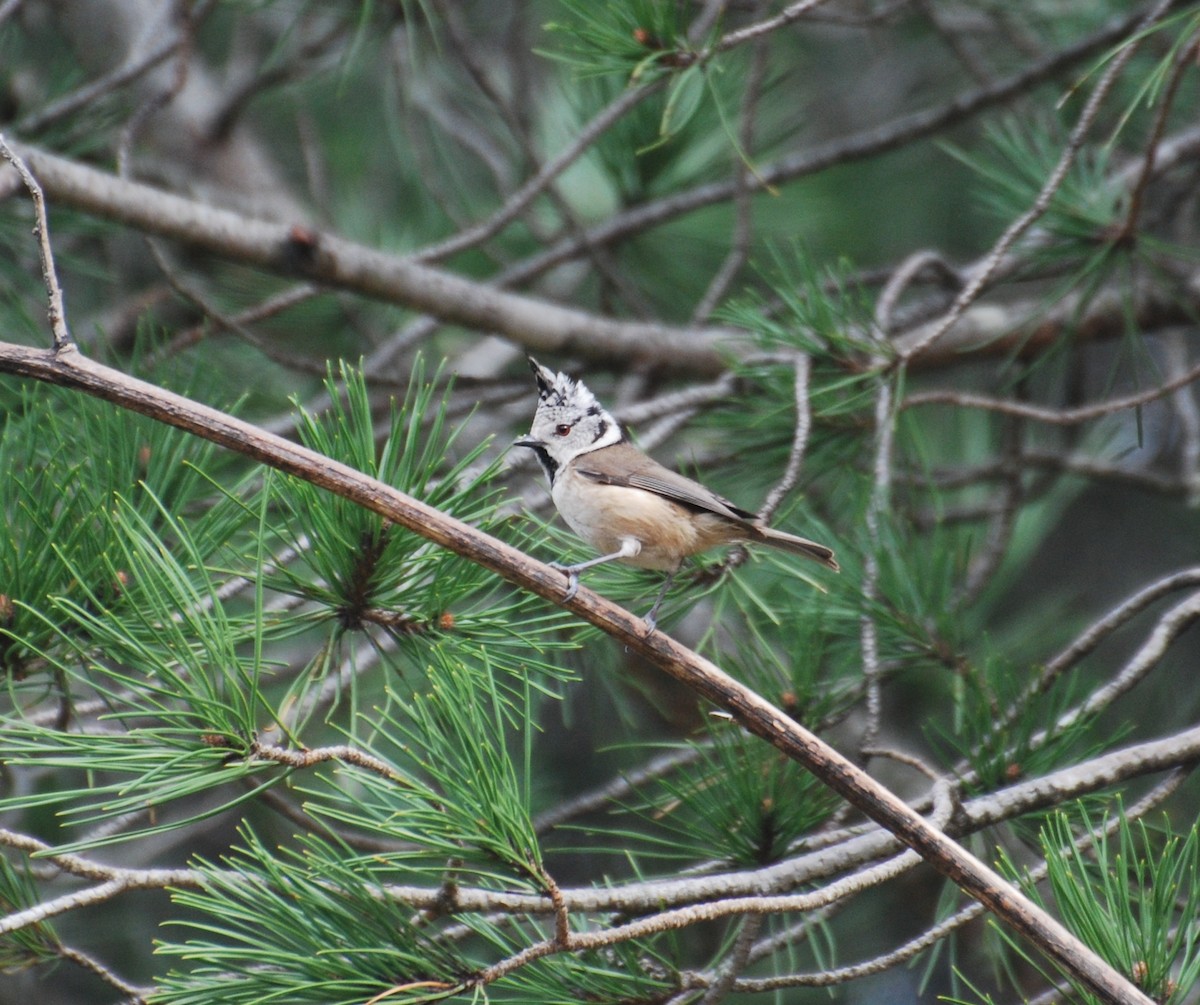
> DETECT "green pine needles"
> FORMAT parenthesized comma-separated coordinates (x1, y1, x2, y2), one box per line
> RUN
(969, 808, 1200, 1005)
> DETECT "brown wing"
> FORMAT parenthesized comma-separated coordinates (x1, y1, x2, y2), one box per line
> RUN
(574, 443, 757, 524)
(575, 442, 839, 571)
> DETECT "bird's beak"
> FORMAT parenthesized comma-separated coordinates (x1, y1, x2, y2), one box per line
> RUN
(512, 436, 540, 450)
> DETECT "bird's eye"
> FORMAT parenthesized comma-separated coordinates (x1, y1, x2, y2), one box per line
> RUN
(554, 423, 572, 437)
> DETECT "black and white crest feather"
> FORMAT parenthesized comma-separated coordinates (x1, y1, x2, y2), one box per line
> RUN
(515, 358, 624, 485)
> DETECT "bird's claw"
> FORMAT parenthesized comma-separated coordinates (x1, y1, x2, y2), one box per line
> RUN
(548, 562, 580, 602)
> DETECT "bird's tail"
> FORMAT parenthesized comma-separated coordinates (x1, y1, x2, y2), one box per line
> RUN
(752, 527, 839, 571)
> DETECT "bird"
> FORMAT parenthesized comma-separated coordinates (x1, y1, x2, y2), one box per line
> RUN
(513, 356, 838, 631)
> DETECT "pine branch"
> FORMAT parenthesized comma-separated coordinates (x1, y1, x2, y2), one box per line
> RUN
(5, 7, 1200, 1000)
(512, 2, 1170, 284)
(0, 336, 1158, 1005)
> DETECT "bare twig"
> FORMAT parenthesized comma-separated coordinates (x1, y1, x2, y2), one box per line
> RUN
(915, 0, 994, 85)
(713, 0, 835, 53)
(899, 0, 1173, 363)
(56, 945, 153, 1003)
(859, 376, 895, 755)
(958, 396, 1026, 605)
(692, 6, 773, 323)
(149, 282, 320, 365)
(903, 356, 1200, 424)
(1053, 590, 1200, 734)
(1165, 330, 1200, 503)
(1116, 31, 1200, 241)
(698, 913, 763, 1005)
(427, 0, 651, 308)
(875, 250, 963, 335)
(208, 17, 348, 142)
(14, 0, 217, 134)
(890, 270, 1200, 366)
(533, 743, 709, 833)
(249, 739, 404, 781)
(957, 582, 1200, 790)
(0, 135, 74, 351)
(759, 354, 813, 524)
(414, 80, 665, 265)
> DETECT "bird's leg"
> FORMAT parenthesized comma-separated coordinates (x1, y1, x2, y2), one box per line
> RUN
(642, 570, 677, 635)
(549, 538, 642, 603)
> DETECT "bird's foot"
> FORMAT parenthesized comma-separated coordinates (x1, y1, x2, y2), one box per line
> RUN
(548, 562, 580, 602)
(642, 598, 667, 636)
(641, 573, 674, 635)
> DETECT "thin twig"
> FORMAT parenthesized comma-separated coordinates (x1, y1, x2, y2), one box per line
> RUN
(413, 81, 664, 264)
(915, 0, 994, 85)
(533, 743, 710, 833)
(713, 0, 835, 52)
(1053, 590, 1200, 734)
(0, 134, 74, 351)
(899, 0, 1174, 362)
(208, 16, 348, 142)
(249, 739, 403, 781)
(947, 567, 1200, 782)
(511, 3, 1160, 284)
(1165, 330, 1200, 503)
(957, 583, 1200, 789)
(1115, 31, 1200, 241)
(958, 391, 1026, 605)
(759, 354, 813, 523)
(533, 863, 571, 946)
(903, 356, 1200, 424)
(875, 250, 963, 335)
(13, 0, 217, 135)
(148, 282, 320, 365)
(56, 944, 153, 1003)
(698, 913, 763, 1005)
(428, 0, 652, 309)
(859, 377, 895, 755)
(711, 770, 1189, 993)
(692, 4, 773, 323)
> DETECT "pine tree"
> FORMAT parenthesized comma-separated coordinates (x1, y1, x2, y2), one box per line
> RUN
(1, 3, 1200, 1004)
